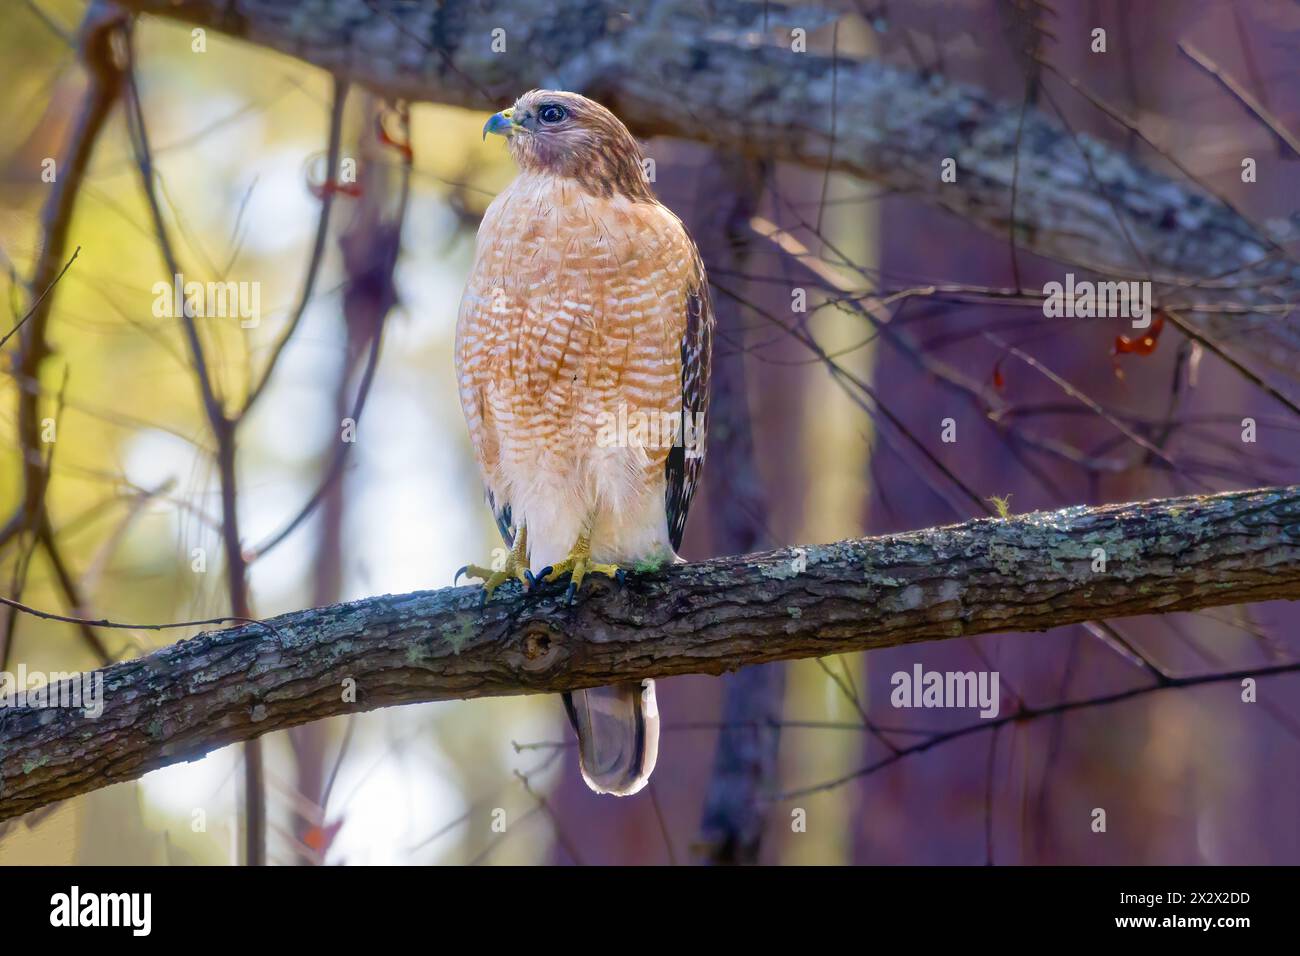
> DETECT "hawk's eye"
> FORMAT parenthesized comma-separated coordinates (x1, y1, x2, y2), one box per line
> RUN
(538, 104, 568, 125)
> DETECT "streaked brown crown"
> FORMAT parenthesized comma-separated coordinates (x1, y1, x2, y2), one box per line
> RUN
(505, 90, 654, 201)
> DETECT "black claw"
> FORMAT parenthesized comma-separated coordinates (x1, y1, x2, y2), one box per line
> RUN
(538, 565, 554, 581)
(478, 588, 489, 608)
(565, 582, 577, 605)
(454, 565, 470, 586)
(615, 568, 627, 586)
(524, 569, 537, 587)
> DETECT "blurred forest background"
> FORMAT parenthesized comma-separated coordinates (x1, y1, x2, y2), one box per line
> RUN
(2, 0, 1299, 865)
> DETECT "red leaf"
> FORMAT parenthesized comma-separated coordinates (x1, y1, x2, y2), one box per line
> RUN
(308, 179, 364, 200)
(302, 818, 345, 853)
(376, 107, 414, 162)
(1113, 313, 1165, 358)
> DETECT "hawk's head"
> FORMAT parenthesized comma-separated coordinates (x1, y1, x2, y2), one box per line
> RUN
(483, 90, 653, 201)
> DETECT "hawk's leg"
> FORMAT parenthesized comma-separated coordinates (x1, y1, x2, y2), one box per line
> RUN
(456, 525, 533, 603)
(540, 530, 625, 605)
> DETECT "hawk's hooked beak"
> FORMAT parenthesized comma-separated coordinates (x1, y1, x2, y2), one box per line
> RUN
(483, 108, 519, 140)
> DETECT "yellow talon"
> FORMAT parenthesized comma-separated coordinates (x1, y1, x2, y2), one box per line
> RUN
(457, 527, 531, 602)
(542, 532, 622, 603)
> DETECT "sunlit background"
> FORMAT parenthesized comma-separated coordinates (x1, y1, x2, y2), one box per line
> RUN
(3, 0, 1300, 864)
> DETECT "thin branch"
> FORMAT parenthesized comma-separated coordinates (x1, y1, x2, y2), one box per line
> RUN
(0, 249, 79, 353)
(240, 78, 350, 415)
(1178, 42, 1300, 159)
(779, 657, 1300, 801)
(0, 593, 281, 638)
(0, 3, 127, 674)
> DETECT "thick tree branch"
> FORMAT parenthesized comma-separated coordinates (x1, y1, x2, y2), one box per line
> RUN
(1, 485, 1297, 822)
(111, 0, 1300, 376)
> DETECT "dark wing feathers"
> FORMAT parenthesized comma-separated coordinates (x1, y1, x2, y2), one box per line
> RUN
(487, 490, 514, 549)
(665, 256, 713, 551)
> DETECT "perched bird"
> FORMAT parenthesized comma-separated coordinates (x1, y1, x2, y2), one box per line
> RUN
(456, 90, 713, 796)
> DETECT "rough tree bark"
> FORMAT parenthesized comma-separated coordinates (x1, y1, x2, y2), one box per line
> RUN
(110, 0, 1300, 376)
(1, 485, 1297, 823)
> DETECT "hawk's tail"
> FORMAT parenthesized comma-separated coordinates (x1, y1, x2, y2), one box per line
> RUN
(563, 680, 659, 796)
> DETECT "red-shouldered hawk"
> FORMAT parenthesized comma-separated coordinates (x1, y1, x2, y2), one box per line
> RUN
(455, 90, 713, 796)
